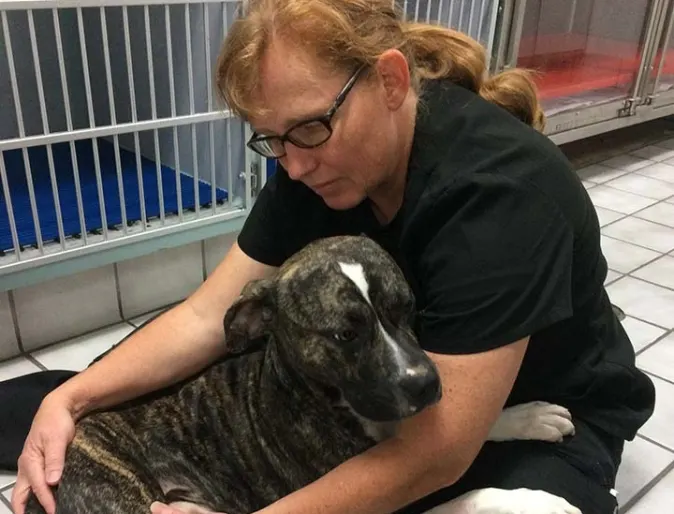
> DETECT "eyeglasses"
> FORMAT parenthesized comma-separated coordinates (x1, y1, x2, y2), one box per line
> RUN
(246, 64, 368, 159)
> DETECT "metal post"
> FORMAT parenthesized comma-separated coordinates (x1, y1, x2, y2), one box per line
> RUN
(186, 4, 200, 217)
(124, 5, 148, 231)
(2, 10, 44, 254)
(205, 3, 217, 214)
(166, 4, 184, 222)
(28, 9, 67, 250)
(77, 7, 108, 238)
(145, 4, 166, 225)
(53, 7, 87, 244)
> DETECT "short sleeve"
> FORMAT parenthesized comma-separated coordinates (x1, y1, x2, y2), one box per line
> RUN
(237, 166, 353, 267)
(237, 171, 289, 267)
(415, 176, 574, 354)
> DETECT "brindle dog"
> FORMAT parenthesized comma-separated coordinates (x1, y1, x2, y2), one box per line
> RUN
(25, 235, 577, 514)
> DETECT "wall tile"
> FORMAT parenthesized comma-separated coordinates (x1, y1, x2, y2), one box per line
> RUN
(13, 265, 121, 352)
(117, 242, 203, 319)
(204, 232, 239, 276)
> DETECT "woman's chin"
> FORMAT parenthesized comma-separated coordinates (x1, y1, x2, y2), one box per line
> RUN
(319, 190, 365, 211)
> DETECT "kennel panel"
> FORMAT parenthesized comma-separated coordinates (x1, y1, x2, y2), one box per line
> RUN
(0, 0, 257, 280)
(1, 118, 243, 255)
(398, 0, 499, 50)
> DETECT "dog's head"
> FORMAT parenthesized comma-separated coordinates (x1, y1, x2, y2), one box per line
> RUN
(223, 235, 442, 423)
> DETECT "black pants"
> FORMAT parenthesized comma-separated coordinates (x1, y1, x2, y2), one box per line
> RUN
(398, 418, 622, 514)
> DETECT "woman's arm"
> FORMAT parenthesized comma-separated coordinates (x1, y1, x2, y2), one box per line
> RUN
(151, 336, 529, 514)
(56, 242, 276, 418)
(13, 243, 276, 514)
(249, 336, 529, 514)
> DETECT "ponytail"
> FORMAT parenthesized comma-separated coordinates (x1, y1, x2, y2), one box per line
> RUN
(480, 69, 546, 131)
(402, 23, 546, 131)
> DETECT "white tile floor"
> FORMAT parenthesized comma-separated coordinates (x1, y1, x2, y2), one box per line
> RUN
(1, 143, 674, 513)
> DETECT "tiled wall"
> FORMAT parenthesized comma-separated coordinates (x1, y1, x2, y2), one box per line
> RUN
(0, 231, 239, 361)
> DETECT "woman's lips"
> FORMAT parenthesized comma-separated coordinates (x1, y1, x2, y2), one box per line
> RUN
(311, 179, 339, 193)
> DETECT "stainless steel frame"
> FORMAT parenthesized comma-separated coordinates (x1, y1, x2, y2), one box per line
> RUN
(492, 0, 674, 145)
(490, 0, 527, 72)
(642, 0, 674, 107)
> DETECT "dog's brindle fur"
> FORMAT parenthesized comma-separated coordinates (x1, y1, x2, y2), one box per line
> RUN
(24, 236, 559, 514)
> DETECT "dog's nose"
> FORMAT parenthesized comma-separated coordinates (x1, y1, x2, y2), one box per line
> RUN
(399, 372, 441, 406)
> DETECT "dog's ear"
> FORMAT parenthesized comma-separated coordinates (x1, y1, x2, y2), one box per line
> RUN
(223, 278, 276, 354)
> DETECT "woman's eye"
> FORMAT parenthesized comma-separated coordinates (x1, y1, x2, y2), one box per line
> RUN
(332, 330, 358, 343)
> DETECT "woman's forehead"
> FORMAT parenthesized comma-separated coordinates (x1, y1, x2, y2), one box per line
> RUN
(251, 40, 347, 132)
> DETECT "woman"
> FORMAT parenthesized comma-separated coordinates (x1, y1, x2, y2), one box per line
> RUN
(12, 0, 655, 513)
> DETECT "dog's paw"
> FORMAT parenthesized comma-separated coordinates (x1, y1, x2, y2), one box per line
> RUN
(488, 401, 576, 443)
(437, 487, 582, 514)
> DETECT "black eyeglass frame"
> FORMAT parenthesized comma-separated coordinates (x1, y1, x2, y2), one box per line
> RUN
(246, 64, 368, 159)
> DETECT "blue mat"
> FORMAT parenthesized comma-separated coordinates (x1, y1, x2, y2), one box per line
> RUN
(0, 139, 228, 252)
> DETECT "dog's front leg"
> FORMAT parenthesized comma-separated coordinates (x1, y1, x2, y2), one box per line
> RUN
(421, 488, 582, 514)
(487, 401, 575, 443)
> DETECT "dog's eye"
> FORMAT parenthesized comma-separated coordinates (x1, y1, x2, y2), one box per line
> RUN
(332, 330, 358, 343)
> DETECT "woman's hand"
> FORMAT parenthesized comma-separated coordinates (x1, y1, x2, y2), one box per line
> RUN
(11, 393, 77, 514)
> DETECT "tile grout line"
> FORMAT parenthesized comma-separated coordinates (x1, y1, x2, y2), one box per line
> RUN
(624, 272, 674, 295)
(623, 312, 670, 333)
(605, 273, 624, 287)
(598, 212, 629, 227)
(643, 369, 674, 388)
(573, 134, 674, 166)
(25, 353, 48, 372)
(635, 328, 674, 357)
(635, 433, 674, 455)
(0, 492, 12, 511)
(201, 240, 208, 282)
(599, 157, 656, 172)
(601, 218, 674, 295)
(606, 258, 674, 296)
(7, 289, 24, 355)
(113, 262, 126, 322)
(16, 320, 134, 361)
(606, 237, 674, 294)
(598, 189, 674, 234)
(600, 232, 671, 258)
(620, 458, 674, 513)
(632, 168, 674, 185)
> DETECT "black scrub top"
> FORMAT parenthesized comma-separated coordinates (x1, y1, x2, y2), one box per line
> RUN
(237, 78, 655, 441)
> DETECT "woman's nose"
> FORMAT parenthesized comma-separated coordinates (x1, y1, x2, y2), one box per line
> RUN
(282, 144, 318, 181)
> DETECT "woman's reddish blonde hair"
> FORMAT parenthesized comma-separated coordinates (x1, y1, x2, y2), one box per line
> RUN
(215, 0, 545, 131)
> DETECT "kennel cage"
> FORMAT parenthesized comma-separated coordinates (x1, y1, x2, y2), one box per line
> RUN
(0, 0, 501, 291)
(492, 0, 674, 145)
(0, 0, 265, 291)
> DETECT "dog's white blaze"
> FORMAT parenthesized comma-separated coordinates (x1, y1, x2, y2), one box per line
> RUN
(338, 261, 418, 378)
(338, 262, 372, 304)
(378, 321, 414, 377)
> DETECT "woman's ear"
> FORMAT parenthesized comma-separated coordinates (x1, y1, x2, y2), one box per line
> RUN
(375, 49, 411, 111)
(223, 278, 277, 354)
